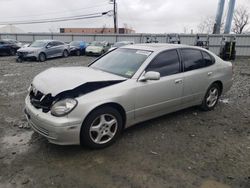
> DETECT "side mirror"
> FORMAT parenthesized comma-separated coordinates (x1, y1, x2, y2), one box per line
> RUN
(140, 71, 160, 81)
(46, 45, 52, 48)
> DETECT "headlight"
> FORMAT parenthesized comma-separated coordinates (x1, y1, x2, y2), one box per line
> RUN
(51, 98, 78, 117)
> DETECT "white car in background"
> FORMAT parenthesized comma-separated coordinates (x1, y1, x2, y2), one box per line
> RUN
(85, 41, 110, 56)
(109, 41, 135, 51)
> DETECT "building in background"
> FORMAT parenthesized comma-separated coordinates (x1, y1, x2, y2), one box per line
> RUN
(60, 27, 135, 34)
(0, 25, 24, 33)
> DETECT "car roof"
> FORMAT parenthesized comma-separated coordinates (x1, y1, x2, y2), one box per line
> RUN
(121, 43, 203, 52)
(35, 39, 57, 42)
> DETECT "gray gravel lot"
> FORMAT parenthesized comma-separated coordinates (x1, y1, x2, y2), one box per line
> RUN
(0, 55, 250, 188)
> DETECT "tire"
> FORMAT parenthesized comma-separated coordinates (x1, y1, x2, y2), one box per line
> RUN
(76, 50, 81, 56)
(10, 49, 16, 56)
(16, 57, 23, 63)
(63, 50, 69, 58)
(200, 83, 221, 111)
(80, 106, 123, 149)
(38, 53, 46, 62)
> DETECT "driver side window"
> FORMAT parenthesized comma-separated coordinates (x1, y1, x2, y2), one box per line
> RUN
(146, 50, 180, 77)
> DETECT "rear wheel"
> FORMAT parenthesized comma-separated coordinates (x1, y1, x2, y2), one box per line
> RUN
(38, 53, 46, 62)
(80, 106, 123, 149)
(10, 49, 16, 56)
(200, 83, 221, 111)
(76, 50, 81, 56)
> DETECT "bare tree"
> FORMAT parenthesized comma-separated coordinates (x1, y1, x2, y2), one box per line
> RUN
(232, 6, 249, 34)
(197, 17, 214, 34)
(197, 16, 224, 34)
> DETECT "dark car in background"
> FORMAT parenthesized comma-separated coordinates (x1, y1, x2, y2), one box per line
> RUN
(0, 39, 21, 56)
(17, 40, 70, 62)
(69, 41, 88, 56)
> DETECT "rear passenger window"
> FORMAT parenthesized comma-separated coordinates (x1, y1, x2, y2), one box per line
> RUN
(146, 50, 180, 77)
(202, 51, 214, 66)
(181, 49, 205, 71)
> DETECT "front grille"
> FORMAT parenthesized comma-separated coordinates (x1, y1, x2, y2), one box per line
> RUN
(17, 52, 28, 57)
(29, 89, 54, 113)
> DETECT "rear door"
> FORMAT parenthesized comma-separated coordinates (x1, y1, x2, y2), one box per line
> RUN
(55, 41, 65, 56)
(180, 49, 215, 105)
(135, 50, 184, 121)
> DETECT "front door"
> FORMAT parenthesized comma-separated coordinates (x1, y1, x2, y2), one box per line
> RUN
(134, 49, 183, 121)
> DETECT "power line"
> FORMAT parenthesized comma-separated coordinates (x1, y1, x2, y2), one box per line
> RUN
(0, 2, 111, 20)
(0, 11, 112, 25)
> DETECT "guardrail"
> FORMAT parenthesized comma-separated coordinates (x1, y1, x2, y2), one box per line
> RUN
(1, 33, 250, 56)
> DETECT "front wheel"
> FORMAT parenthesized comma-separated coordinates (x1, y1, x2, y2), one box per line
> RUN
(200, 83, 221, 111)
(80, 106, 123, 149)
(38, 53, 46, 62)
(63, 50, 69, 58)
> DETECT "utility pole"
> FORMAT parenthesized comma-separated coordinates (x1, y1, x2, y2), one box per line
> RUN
(213, 0, 225, 34)
(112, 0, 118, 33)
(224, 0, 236, 34)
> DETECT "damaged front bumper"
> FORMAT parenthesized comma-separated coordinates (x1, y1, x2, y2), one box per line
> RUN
(24, 96, 82, 145)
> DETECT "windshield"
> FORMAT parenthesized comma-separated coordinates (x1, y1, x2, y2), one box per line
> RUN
(90, 41, 103, 47)
(30, 41, 47, 47)
(113, 42, 126, 48)
(70, 41, 80, 46)
(90, 48, 152, 78)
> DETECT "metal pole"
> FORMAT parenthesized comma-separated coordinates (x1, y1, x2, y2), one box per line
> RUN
(213, 0, 225, 34)
(224, 0, 236, 34)
(113, 0, 118, 33)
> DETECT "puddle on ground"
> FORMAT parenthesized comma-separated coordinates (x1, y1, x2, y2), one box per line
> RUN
(200, 180, 230, 188)
(3, 73, 21, 77)
(4, 116, 17, 123)
(8, 91, 27, 96)
(2, 131, 33, 154)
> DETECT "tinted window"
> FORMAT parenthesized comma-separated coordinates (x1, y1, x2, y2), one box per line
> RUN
(146, 50, 180, 77)
(181, 49, 205, 71)
(56, 41, 64, 46)
(202, 51, 214, 66)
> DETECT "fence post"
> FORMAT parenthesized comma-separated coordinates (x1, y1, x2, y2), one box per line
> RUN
(140, 34, 143, 43)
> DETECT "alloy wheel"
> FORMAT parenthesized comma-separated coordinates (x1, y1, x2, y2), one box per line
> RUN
(206, 87, 219, 108)
(89, 114, 118, 144)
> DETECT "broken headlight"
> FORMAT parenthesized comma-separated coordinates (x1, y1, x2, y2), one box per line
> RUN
(51, 98, 78, 117)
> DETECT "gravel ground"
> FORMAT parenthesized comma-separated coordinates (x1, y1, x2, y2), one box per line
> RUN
(0, 55, 249, 188)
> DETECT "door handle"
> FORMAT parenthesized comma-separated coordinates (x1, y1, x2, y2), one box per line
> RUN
(175, 79, 183, 84)
(208, 72, 213, 76)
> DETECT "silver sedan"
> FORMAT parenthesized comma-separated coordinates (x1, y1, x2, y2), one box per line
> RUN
(17, 40, 69, 62)
(24, 44, 233, 148)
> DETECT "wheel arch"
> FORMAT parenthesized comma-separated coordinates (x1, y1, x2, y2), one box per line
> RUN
(81, 102, 127, 130)
(212, 80, 223, 95)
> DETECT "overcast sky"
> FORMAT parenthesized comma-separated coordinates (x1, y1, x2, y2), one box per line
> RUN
(0, 0, 248, 33)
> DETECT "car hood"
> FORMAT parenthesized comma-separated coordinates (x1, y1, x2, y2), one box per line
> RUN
(18, 47, 41, 52)
(86, 46, 103, 51)
(32, 66, 126, 97)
